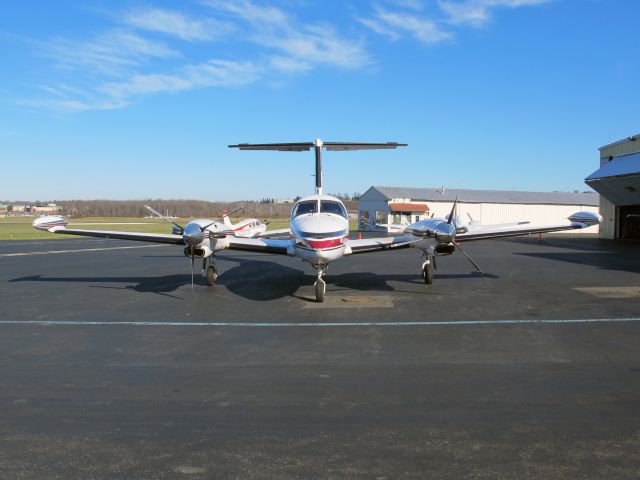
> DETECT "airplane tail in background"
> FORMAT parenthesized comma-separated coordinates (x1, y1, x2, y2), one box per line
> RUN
(222, 210, 233, 228)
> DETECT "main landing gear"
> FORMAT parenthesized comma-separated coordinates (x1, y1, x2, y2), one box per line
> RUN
(313, 264, 327, 303)
(202, 256, 218, 287)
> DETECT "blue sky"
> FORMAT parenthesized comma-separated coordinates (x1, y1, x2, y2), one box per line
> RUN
(1, 0, 638, 201)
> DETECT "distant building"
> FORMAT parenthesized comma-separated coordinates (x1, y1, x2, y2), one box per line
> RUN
(358, 186, 599, 233)
(585, 134, 640, 239)
(10, 204, 26, 213)
(0, 203, 7, 212)
(32, 204, 62, 214)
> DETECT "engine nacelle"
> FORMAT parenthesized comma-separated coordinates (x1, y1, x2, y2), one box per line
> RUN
(184, 245, 213, 258)
(434, 243, 456, 256)
(33, 215, 68, 231)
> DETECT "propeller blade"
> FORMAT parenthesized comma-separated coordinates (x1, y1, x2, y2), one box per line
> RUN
(190, 245, 195, 290)
(145, 205, 184, 231)
(200, 206, 244, 232)
(456, 243, 482, 272)
(447, 196, 458, 225)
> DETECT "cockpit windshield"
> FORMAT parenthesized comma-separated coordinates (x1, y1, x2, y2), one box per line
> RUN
(292, 200, 318, 217)
(321, 201, 348, 219)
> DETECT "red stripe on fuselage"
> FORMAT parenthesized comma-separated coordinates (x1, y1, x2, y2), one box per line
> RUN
(306, 237, 346, 249)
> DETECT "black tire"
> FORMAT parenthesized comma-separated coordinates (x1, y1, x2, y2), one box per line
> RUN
(315, 280, 325, 303)
(422, 263, 433, 284)
(206, 266, 218, 287)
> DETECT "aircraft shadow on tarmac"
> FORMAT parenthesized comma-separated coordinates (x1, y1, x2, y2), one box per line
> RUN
(8, 258, 499, 302)
(218, 256, 499, 301)
(9, 274, 192, 299)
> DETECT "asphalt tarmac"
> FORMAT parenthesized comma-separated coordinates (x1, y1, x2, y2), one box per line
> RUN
(1, 234, 639, 479)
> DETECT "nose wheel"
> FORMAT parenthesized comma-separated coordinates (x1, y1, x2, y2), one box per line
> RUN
(203, 257, 218, 287)
(421, 259, 433, 284)
(313, 265, 327, 302)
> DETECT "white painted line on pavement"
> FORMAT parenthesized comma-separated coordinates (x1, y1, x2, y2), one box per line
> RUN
(0, 244, 166, 257)
(0, 317, 639, 328)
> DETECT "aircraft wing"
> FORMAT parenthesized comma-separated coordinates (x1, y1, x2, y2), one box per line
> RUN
(347, 235, 420, 254)
(42, 226, 185, 244)
(33, 218, 184, 245)
(456, 212, 601, 242)
(257, 228, 291, 239)
(224, 237, 292, 255)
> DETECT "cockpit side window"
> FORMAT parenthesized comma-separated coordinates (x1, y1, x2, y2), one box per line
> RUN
(292, 200, 318, 217)
(321, 201, 348, 219)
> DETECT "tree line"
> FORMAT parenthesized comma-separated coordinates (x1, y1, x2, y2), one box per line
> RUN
(55, 199, 357, 218)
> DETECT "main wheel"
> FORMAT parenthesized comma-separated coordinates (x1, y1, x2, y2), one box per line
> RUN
(206, 266, 218, 286)
(422, 263, 433, 284)
(315, 279, 325, 303)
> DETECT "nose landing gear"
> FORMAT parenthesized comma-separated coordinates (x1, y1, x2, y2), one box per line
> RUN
(421, 255, 434, 285)
(313, 264, 328, 302)
(202, 256, 218, 287)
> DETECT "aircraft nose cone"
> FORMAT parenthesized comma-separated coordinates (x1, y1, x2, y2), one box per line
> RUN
(435, 222, 456, 244)
(183, 223, 204, 245)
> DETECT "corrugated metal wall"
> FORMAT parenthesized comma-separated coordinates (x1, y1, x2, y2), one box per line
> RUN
(423, 202, 600, 234)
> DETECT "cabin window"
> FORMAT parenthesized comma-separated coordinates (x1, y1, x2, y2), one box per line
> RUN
(320, 201, 348, 219)
(292, 200, 318, 217)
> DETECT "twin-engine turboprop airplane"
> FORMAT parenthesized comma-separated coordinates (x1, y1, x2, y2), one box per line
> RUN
(222, 139, 601, 301)
(33, 138, 602, 302)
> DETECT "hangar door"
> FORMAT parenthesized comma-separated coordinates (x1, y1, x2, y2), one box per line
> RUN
(619, 205, 640, 239)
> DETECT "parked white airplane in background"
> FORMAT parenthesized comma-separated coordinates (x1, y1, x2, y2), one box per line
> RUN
(33, 138, 602, 302)
(148, 205, 271, 239)
(221, 210, 272, 238)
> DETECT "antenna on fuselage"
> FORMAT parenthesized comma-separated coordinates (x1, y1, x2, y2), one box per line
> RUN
(228, 139, 407, 195)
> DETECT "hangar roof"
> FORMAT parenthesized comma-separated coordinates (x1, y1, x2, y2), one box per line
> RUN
(586, 152, 640, 180)
(585, 152, 640, 206)
(367, 186, 599, 206)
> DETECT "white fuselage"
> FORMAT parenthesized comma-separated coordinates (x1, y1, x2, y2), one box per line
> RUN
(289, 194, 350, 266)
(227, 218, 268, 238)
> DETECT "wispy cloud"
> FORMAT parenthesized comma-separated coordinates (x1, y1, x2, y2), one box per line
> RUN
(27, 1, 372, 111)
(205, 0, 371, 71)
(22, 1, 552, 112)
(122, 7, 234, 41)
(100, 59, 260, 99)
(438, 0, 551, 27)
(43, 29, 178, 76)
(359, 6, 452, 44)
(360, 0, 551, 43)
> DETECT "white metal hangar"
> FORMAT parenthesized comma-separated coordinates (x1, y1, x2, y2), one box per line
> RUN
(585, 134, 640, 239)
(358, 186, 600, 233)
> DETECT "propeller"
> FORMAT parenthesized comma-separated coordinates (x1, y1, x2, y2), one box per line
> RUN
(456, 242, 482, 272)
(444, 196, 483, 272)
(146, 204, 244, 290)
(190, 245, 195, 290)
(200, 206, 243, 233)
(447, 196, 458, 225)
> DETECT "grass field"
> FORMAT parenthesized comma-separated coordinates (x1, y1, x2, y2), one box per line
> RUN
(0, 217, 355, 240)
